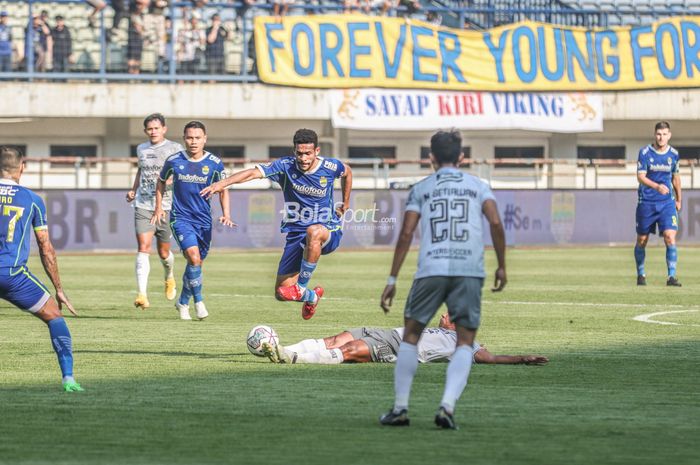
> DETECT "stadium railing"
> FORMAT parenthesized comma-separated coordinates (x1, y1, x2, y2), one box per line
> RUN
(1, 0, 698, 83)
(21, 156, 700, 190)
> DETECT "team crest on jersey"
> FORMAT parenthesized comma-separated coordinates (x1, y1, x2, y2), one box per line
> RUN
(179, 165, 184, 170)
(667, 157, 672, 164)
(319, 176, 328, 187)
(202, 166, 210, 175)
(650, 158, 654, 162)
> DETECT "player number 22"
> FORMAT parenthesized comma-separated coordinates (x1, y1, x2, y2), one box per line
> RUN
(429, 198, 469, 243)
(3, 205, 25, 243)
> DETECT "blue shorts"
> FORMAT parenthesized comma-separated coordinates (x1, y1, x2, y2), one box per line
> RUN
(0, 267, 51, 313)
(171, 220, 212, 260)
(636, 200, 678, 236)
(277, 228, 343, 276)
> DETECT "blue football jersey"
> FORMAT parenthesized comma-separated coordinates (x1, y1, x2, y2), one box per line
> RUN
(637, 145, 679, 203)
(257, 156, 346, 233)
(159, 151, 226, 228)
(0, 180, 48, 272)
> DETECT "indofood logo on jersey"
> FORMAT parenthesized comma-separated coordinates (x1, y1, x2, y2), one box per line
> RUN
(178, 173, 208, 183)
(291, 183, 327, 197)
(649, 157, 673, 172)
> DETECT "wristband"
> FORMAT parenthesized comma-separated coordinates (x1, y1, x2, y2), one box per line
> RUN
(386, 276, 397, 286)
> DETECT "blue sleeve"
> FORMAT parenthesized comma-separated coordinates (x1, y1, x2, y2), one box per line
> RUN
(213, 160, 226, 183)
(672, 155, 680, 175)
(637, 149, 648, 173)
(159, 157, 174, 181)
(257, 158, 287, 184)
(329, 158, 345, 178)
(31, 193, 48, 230)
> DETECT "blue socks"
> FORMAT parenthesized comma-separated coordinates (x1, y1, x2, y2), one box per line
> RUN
(179, 274, 192, 306)
(634, 245, 646, 277)
(185, 264, 203, 303)
(297, 259, 317, 290)
(301, 288, 316, 303)
(666, 245, 678, 278)
(47, 317, 73, 379)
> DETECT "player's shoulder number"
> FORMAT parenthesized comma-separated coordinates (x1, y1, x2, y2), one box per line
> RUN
(208, 154, 222, 164)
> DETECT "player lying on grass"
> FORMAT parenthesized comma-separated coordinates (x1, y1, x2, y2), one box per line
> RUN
(262, 313, 548, 365)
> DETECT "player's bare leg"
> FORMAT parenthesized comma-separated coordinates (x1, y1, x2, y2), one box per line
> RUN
(134, 231, 156, 309)
(663, 229, 681, 286)
(157, 239, 176, 300)
(634, 234, 649, 285)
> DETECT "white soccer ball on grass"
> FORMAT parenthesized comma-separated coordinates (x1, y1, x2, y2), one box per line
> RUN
(246, 325, 280, 357)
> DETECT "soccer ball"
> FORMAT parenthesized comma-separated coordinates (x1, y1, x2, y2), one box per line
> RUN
(246, 325, 279, 357)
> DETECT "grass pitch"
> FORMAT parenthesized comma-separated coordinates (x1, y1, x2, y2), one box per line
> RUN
(0, 247, 698, 465)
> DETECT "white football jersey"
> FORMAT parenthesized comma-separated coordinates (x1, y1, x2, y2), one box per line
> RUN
(395, 327, 481, 363)
(134, 139, 184, 211)
(405, 167, 495, 279)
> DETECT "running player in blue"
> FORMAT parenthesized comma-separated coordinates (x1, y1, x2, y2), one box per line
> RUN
(151, 121, 235, 320)
(0, 146, 83, 392)
(634, 121, 682, 287)
(201, 128, 353, 320)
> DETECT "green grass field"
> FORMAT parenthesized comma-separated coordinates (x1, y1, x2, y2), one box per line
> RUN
(1, 247, 698, 465)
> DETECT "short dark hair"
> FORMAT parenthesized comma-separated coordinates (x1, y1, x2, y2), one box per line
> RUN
(56, 15, 64, 20)
(293, 128, 318, 148)
(430, 130, 462, 165)
(143, 113, 166, 128)
(0, 146, 24, 173)
(655, 121, 671, 131)
(184, 120, 206, 134)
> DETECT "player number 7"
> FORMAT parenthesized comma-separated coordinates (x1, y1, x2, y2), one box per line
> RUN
(3, 205, 25, 243)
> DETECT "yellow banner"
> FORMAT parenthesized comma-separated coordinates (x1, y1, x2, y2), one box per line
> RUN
(254, 15, 700, 91)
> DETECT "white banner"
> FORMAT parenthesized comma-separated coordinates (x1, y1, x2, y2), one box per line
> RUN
(329, 89, 603, 132)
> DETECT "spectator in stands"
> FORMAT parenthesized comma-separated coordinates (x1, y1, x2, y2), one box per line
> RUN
(365, 0, 394, 15)
(157, 15, 173, 74)
(272, 0, 291, 22)
(86, 0, 107, 29)
(148, 0, 168, 71)
(110, 0, 129, 38)
(51, 16, 73, 73)
(397, 0, 420, 17)
(177, 12, 205, 76)
(426, 10, 442, 26)
(127, 0, 150, 74)
(0, 11, 14, 72)
(25, 14, 51, 72)
(205, 13, 228, 77)
(234, 0, 255, 33)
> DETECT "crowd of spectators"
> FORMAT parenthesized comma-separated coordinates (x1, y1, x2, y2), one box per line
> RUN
(0, 0, 433, 77)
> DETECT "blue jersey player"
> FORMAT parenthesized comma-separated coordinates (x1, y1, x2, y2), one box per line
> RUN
(634, 121, 683, 287)
(201, 128, 353, 320)
(151, 121, 235, 320)
(0, 147, 82, 392)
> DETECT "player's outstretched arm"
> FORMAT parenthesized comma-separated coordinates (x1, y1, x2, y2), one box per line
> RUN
(34, 229, 77, 316)
(200, 167, 263, 199)
(474, 348, 548, 365)
(150, 179, 167, 225)
(217, 187, 236, 228)
(381, 211, 420, 313)
(483, 199, 507, 292)
(126, 167, 141, 202)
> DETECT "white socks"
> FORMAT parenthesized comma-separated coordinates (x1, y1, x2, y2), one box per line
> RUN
(440, 344, 474, 414)
(296, 348, 343, 364)
(393, 342, 418, 412)
(135, 252, 150, 294)
(285, 338, 327, 354)
(161, 251, 174, 280)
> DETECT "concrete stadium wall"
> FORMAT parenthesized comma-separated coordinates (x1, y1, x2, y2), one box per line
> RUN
(32, 189, 700, 252)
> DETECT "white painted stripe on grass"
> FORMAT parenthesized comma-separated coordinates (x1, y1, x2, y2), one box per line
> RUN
(632, 310, 700, 327)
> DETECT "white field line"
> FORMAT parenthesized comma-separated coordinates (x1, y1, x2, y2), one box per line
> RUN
(632, 310, 700, 327)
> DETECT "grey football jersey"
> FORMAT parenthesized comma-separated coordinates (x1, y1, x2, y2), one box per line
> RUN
(135, 139, 184, 211)
(405, 167, 495, 279)
(395, 327, 481, 363)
